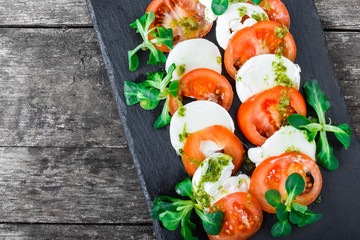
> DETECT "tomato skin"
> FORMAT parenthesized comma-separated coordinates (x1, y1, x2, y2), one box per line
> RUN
(181, 125, 245, 177)
(169, 69, 233, 115)
(237, 86, 306, 146)
(250, 152, 322, 213)
(208, 192, 263, 240)
(224, 21, 296, 79)
(146, 0, 213, 52)
(247, 0, 290, 27)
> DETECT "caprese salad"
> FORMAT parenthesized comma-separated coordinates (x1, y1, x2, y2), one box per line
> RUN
(124, 0, 352, 239)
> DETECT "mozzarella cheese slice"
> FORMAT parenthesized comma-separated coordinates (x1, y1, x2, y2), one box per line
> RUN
(199, 0, 217, 21)
(192, 153, 250, 211)
(216, 3, 268, 49)
(169, 101, 235, 153)
(236, 54, 301, 102)
(166, 39, 222, 81)
(248, 126, 316, 166)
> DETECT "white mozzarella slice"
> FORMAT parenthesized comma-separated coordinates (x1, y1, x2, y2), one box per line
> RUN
(166, 39, 222, 81)
(169, 101, 235, 153)
(236, 54, 301, 102)
(248, 126, 316, 166)
(211, 174, 250, 205)
(192, 153, 250, 211)
(216, 3, 268, 49)
(199, 0, 217, 21)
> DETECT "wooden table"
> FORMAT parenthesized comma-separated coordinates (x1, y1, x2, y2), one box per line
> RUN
(0, 0, 358, 239)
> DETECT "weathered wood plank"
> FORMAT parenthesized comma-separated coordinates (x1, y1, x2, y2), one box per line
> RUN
(0, 0, 358, 30)
(0, 224, 155, 239)
(0, 28, 126, 148)
(0, 147, 151, 223)
(0, 0, 92, 26)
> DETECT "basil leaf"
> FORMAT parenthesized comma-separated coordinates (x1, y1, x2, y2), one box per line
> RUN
(292, 203, 308, 214)
(303, 80, 330, 123)
(251, 0, 262, 5)
(160, 210, 183, 231)
(288, 114, 311, 129)
(301, 123, 323, 133)
(298, 209, 322, 227)
(275, 203, 288, 222)
(211, 0, 229, 16)
(154, 98, 172, 129)
(155, 27, 174, 49)
(316, 131, 339, 170)
(128, 50, 140, 72)
(148, 47, 167, 65)
(140, 87, 160, 101)
(285, 173, 305, 202)
(324, 124, 351, 149)
(271, 220, 291, 237)
(195, 207, 224, 236)
(124, 81, 141, 105)
(265, 189, 281, 207)
(181, 210, 199, 240)
(161, 63, 176, 90)
(175, 178, 193, 199)
(140, 100, 159, 110)
(169, 80, 179, 97)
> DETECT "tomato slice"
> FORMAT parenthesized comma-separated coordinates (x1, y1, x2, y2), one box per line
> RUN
(208, 192, 263, 240)
(169, 69, 233, 115)
(224, 20, 296, 79)
(247, 0, 290, 27)
(250, 152, 322, 213)
(181, 125, 245, 176)
(237, 86, 306, 146)
(146, 0, 213, 52)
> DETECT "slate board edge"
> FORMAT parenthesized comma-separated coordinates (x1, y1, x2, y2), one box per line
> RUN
(85, 0, 160, 234)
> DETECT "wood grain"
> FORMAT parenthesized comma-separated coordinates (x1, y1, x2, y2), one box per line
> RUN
(0, 147, 151, 223)
(0, 28, 126, 148)
(0, 0, 358, 30)
(0, 224, 155, 239)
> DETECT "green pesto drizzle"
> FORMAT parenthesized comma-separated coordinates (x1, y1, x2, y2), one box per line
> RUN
(285, 145, 300, 153)
(178, 106, 186, 117)
(274, 26, 289, 39)
(251, 13, 269, 22)
(216, 56, 222, 65)
(276, 89, 291, 125)
(176, 64, 186, 77)
(178, 124, 190, 143)
(238, 7, 247, 18)
(193, 154, 232, 208)
(272, 58, 293, 87)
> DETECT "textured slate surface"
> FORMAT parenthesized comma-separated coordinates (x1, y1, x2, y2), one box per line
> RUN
(86, 0, 360, 239)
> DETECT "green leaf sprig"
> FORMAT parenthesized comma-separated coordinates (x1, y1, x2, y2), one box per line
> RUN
(128, 11, 173, 71)
(124, 64, 178, 129)
(151, 178, 225, 240)
(212, 0, 262, 16)
(265, 173, 322, 237)
(288, 80, 352, 170)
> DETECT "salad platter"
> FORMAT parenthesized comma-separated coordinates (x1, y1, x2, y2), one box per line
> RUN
(86, 0, 360, 239)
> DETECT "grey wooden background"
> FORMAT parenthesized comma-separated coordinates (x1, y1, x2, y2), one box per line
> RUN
(0, 0, 358, 239)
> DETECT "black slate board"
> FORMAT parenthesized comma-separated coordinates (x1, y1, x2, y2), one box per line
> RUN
(86, 0, 360, 239)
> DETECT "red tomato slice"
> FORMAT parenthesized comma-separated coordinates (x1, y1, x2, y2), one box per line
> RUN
(237, 86, 306, 146)
(208, 192, 263, 240)
(224, 20, 296, 79)
(181, 125, 245, 176)
(146, 0, 213, 52)
(169, 69, 233, 115)
(250, 152, 322, 213)
(247, 0, 290, 27)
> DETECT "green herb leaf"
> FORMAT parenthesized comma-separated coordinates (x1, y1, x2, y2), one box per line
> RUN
(265, 189, 281, 207)
(251, 0, 262, 5)
(288, 114, 311, 129)
(195, 207, 224, 236)
(139, 87, 160, 101)
(292, 203, 308, 214)
(175, 178, 193, 199)
(169, 80, 179, 97)
(317, 131, 339, 170)
(285, 173, 305, 204)
(271, 220, 291, 237)
(124, 81, 141, 105)
(324, 124, 352, 149)
(160, 210, 183, 231)
(289, 207, 322, 227)
(181, 210, 199, 240)
(128, 11, 173, 71)
(303, 80, 330, 122)
(154, 98, 172, 129)
(211, 0, 229, 16)
(140, 100, 159, 110)
(275, 203, 288, 222)
(240, 155, 256, 176)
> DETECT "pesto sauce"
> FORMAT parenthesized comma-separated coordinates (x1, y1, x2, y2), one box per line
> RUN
(251, 13, 269, 22)
(193, 154, 232, 208)
(236, 76, 242, 82)
(178, 16, 199, 33)
(229, 0, 247, 3)
(272, 58, 293, 87)
(178, 106, 186, 117)
(274, 26, 289, 39)
(285, 145, 300, 153)
(176, 64, 186, 77)
(276, 89, 291, 124)
(216, 56, 222, 65)
(178, 124, 190, 143)
(238, 7, 247, 18)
